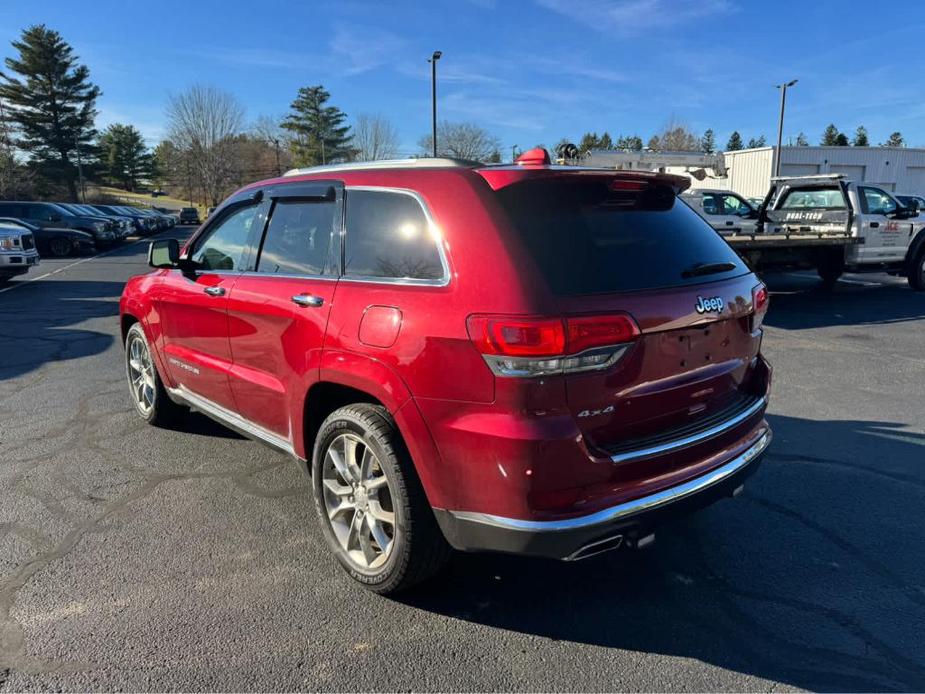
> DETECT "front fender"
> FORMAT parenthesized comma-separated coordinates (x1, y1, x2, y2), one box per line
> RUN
(905, 227, 925, 270)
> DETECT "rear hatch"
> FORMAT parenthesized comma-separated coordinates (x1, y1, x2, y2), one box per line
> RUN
(491, 175, 767, 454)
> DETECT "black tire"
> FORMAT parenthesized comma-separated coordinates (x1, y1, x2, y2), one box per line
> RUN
(49, 237, 73, 257)
(908, 246, 925, 291)
(816, 251, 845, 289)
(311, 403, 451, 594)
(124, 322, 186, 426)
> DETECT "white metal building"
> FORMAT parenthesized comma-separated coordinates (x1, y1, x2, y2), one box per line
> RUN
(675, 146, 925, 198)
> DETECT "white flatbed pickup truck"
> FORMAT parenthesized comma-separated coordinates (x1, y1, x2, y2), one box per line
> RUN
(698, 175, 925, 290)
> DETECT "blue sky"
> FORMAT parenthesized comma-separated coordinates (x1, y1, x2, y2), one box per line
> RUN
(4, 0, 925, 156)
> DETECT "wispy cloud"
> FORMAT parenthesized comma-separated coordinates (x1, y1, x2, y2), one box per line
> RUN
(329, 24, 405, 75)
(194, 46, 315, 69)
(535, 0, 735, 35)
(528, 55, 626, 83)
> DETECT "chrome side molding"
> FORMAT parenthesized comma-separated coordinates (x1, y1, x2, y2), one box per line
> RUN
(167, 385, 297, 458)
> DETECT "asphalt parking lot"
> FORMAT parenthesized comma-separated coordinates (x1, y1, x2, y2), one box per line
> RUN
(0, 233, 923, 692)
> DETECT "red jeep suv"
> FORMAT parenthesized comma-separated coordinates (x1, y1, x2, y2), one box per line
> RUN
(120, 150, 772, 593)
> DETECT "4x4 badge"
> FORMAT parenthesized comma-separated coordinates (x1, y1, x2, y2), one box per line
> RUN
(695, 296, 724, 314)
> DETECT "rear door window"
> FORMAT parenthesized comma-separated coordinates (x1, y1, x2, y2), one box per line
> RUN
(496, 179, 748, 295)
(256, 199, 338, 276)
(344, 189, 445, 282)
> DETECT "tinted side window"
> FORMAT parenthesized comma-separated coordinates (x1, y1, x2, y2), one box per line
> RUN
(256, 199, 337, 276)
(344, 190, 444, 281)
(860, 187, 896, 216)
(191, 205, 259, 271)
(701, 193, 721, 215)
(0, 203, 22, 217)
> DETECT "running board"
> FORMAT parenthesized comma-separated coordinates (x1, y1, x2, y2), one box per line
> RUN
(167, 385, 301, 460)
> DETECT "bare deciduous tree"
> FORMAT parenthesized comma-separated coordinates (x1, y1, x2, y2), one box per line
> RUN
(353, 113, 400, 161)
(649, 119, 700, 151)
(166, 85, 244, 205)
(418, 121, 501, 162)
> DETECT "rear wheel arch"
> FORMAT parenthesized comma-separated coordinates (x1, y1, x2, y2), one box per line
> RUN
(120, 313, 140, 346)
(302, 382, 384, 461)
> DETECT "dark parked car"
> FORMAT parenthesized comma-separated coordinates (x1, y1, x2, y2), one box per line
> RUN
(0, 217, 95, 257)
(178, 207, 200, 225)
(0, 201, 118, 245)
(90, 204, 157, 235)
(58, 202, 132, 239)
(121, 149, 771, 594)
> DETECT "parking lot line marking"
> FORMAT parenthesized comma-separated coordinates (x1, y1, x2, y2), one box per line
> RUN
(0, 231, 169, 296)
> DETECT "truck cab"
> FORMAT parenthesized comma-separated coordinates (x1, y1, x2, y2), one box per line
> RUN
(759, 174, 925, 288)
(681, 189, 760, 236)
(0, 220, 40, 284)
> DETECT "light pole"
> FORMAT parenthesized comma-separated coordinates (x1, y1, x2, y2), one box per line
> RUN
(428, 50, 442, 157)
(774, 79, 797, 176)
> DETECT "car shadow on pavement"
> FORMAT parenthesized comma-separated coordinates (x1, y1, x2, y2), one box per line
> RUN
(0, 280, 122, 381)
(400, 413, 925, 692)
(162, 410, 246, 440)
(763, 272, 925, 330)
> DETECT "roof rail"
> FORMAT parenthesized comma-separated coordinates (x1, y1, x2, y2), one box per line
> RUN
(283, 157, 482, 177)
(770, 173, 846, 181)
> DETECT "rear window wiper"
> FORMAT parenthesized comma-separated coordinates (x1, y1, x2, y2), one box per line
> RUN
(682, 261, 738, 278)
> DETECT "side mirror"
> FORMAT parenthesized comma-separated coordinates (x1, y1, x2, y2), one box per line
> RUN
(891, 206, 917, 220)
(148, 238, 179, 268)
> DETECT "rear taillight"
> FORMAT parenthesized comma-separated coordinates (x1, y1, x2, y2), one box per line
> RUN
(752, 283, 769, 331)
(467, 313, 639, 377)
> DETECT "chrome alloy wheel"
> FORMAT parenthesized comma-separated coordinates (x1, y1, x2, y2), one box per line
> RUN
(321, 432, 396, 572)
(127, 334, 156, 416)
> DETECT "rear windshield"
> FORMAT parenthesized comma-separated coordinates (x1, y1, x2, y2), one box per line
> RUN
(777, 187, 846, 209)
(182, 207, 197, 213)
(495, 179, 748, 295)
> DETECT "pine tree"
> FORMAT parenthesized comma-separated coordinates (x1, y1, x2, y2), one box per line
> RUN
(282, 85, 353, 166)
(726, 131, 743, 151)
(852, 126, 869, 146)
(700, 129, 716, 153)
(598, 132, 614, 150)
(0, 25, 100, 200)
(746, 135, 767, 148)
(795, 132, 809, 146)
(881, 132, 905, 147)
(821, 124, 841, 146)
(835, 132, 849, 146)
(98, 123, 152, 191)
(578, 132, 601, 154)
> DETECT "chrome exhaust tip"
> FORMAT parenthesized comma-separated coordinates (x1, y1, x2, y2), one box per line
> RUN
(565, 534, 624, 561)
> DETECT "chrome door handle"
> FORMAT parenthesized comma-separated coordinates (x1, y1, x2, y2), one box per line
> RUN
(292, 294, 324, 307)
(203, 286, 225, 296)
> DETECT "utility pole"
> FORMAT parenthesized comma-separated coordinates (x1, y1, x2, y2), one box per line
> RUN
(774, 79, 798, 177)
(428, 51, 442, 157)
(74, 134, 86, 203)
(271, 137, 281, 176)
(511, 145, 518, 162)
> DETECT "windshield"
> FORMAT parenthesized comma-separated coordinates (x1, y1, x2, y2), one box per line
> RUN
(496, 179, 748, 295)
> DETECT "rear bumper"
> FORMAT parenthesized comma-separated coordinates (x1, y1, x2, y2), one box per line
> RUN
(434, 425, 771, 560)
